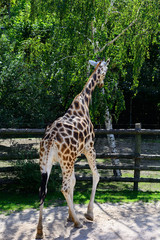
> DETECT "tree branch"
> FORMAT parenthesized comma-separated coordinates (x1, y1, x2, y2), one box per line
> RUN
(99, 6, 141, 53)
(54, 54, 86, 63)
(99, 19, 137, 53)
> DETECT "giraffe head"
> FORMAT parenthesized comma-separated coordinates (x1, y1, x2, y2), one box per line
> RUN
(89, 58, 110, 88)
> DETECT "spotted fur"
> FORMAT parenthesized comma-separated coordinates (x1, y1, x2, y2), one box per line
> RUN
(36, 59, 110, 239)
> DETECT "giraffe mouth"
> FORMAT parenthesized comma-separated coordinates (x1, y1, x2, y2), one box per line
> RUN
(98, 83, 104, 88)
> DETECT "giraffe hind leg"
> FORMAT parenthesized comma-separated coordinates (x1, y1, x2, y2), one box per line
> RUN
(36, 172, 48, 239)
(36, 140, 54, 239)
(39, 172, 48, 205)
(61, 167, 82, 228)
(62, 188, 83, 228)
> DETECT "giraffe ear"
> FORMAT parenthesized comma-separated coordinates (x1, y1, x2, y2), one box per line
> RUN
(89, 60, 99, 67)
(106, 58, 110, 65)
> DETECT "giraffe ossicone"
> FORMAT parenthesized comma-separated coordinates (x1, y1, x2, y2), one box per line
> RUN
(89, 58, 110, 68)
(36, 58, 110, 239)
(89, 60, 99, 67)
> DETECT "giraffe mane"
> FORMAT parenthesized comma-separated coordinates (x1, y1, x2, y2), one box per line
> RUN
(73, 61, 102, 101)
(83, 61, 101, 91)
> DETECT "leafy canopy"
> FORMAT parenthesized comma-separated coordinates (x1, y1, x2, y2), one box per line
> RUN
(0, 0, 159, 127)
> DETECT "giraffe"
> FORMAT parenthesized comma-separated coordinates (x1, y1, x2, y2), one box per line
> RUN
(36, 58, 110, 239)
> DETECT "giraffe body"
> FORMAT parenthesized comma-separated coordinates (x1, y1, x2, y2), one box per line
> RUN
(36, 59, 110, 239)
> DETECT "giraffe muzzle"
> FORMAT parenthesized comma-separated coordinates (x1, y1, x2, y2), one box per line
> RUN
(98, 83, 104, 88)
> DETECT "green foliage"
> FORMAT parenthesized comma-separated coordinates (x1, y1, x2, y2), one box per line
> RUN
(0, 0, 159, 127)
(14, 160, 40, 192)
(13, 160, 61, 193)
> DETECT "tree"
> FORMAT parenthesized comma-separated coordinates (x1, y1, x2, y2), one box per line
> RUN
(0, 0, 159, 128)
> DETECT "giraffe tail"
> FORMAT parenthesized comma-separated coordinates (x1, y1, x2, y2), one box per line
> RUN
(39, 172, 48, 206)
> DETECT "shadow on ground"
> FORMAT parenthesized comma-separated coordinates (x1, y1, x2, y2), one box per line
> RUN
(0, 202, 160, 240)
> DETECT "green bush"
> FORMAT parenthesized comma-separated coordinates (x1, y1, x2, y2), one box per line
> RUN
(14, 160, 62, 193)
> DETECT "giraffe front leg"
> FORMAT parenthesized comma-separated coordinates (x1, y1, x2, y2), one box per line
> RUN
(84, 148, 100, 221)
(84, 170, 99, 221)
(67, 170, 76, 222)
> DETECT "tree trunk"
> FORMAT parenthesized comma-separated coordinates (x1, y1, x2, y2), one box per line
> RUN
(89, 6, 121, 177)
(105, 106, 122, 177)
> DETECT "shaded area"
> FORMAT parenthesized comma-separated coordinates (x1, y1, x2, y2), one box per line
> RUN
(0, 202, 160, 240)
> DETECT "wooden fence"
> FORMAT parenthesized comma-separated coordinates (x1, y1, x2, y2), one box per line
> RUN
(0, 123, 160, 191)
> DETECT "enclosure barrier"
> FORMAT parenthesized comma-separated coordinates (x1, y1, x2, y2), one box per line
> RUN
(0, 123, 160, 191)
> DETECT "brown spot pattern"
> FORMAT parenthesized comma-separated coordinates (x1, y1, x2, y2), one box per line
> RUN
(56, 122, 62, 128)
(78, 111, 83, 117)
(65, 138, 70, 145)
(64, 124, 72, 130)
(67, 109, 72, 115)
(71, 138, 76, 145)
(79, 132, 84, 142)
(81, 105, 85, 113)
(86, 88, 90, 95)
(74, 131, 78, 140)
(85, 96, 88, 104)
(61, 143, 67, 153)
(66, 129, 72, 135)
(74, 101, 80, 109)
(56, 132, 62, 143)
(77, 122, 83, 130)
(64, 148, 70, 155)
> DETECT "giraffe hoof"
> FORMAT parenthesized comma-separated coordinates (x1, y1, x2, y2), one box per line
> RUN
(74, 221, 83, 228)
(84, 212, 94, 221)
(35, 229, 43, 239)
(67, 215, 74, 222)
(35, 234, 43, 239)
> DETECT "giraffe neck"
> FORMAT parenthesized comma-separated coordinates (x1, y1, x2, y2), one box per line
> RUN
(65, 63, 101, 118)
(80, 64, 100, 107)
(80, 75, 96, 107)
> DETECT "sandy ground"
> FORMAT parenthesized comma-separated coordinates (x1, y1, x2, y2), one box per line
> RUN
(0, 201, 160, 240)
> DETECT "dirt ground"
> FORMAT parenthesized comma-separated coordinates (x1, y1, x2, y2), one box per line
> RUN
(0, 201, 160, 240)
(0, 137, 160, 239)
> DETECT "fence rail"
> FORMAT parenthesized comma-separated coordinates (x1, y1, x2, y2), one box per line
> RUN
(1, 127, 160, 137)
(0, 123, 160, 191)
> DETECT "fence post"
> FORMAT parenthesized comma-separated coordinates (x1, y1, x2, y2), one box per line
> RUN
(133, 123, 141, 191)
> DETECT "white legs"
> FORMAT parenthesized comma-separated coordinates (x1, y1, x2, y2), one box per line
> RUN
(36, 146, 99, 239)
(36, 203, 44, 239)
(61, 168, 82, 228)
(84, 148, 100, 221)
(67, 170, 76, 222)
(61, 147, 99, 225)
(36, 161, 52, 239)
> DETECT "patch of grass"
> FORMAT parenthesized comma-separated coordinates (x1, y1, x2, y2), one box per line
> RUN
(0, 188, 64, 215)
(95, 190, 160, 203)
(0, 191, 39, 214)
(0, 182, 160, 215)
(1, 158, 160, 215)
(74, 182, 160, 204)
